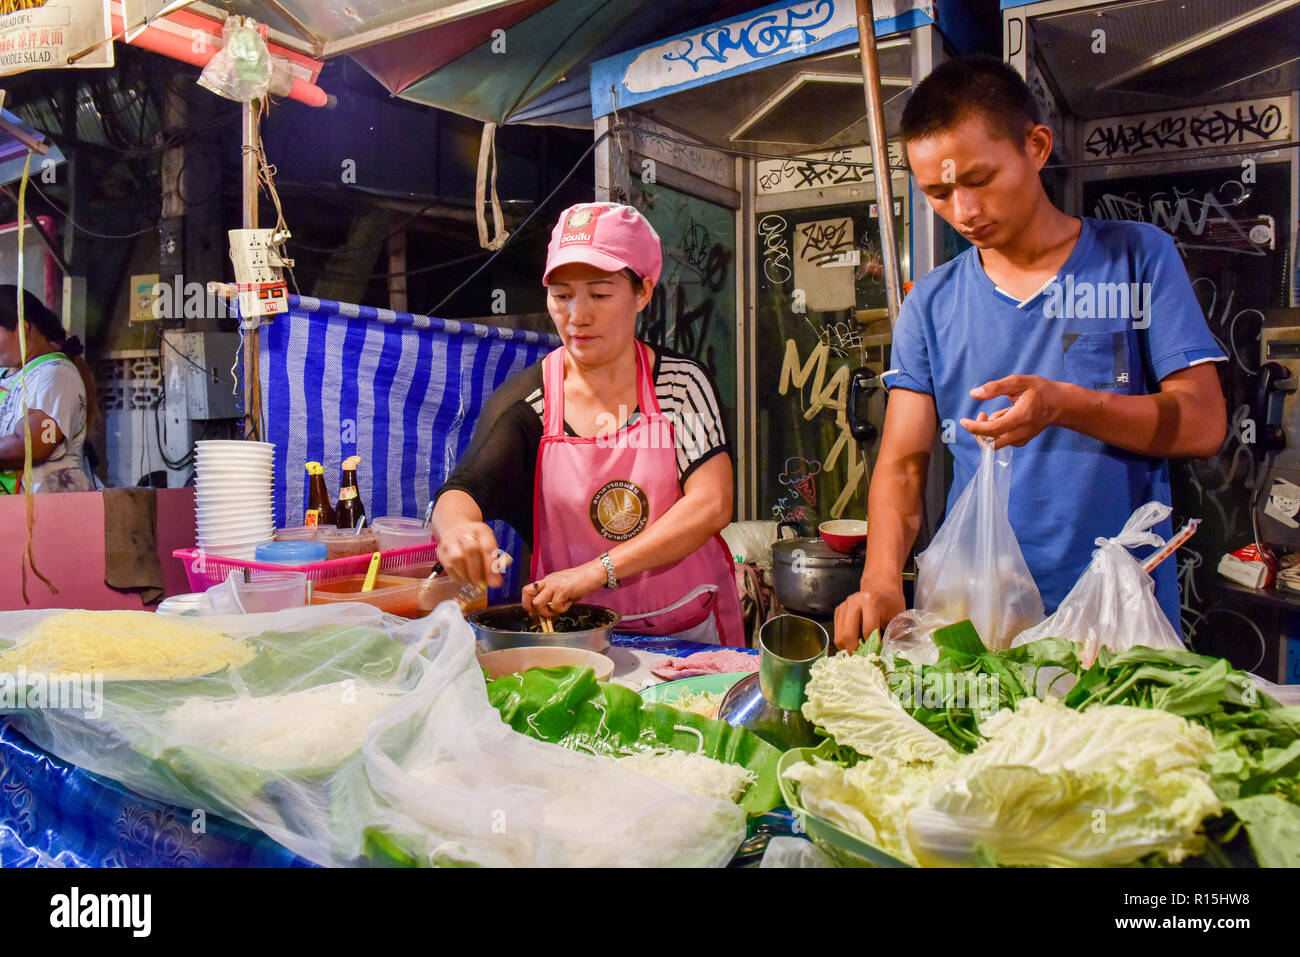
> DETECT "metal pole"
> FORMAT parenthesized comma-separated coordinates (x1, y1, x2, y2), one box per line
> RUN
(241, 99, 259, 440)
(854, 0, 905, 331)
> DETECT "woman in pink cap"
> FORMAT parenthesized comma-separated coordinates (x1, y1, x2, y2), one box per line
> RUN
(432, 202, 745, 646)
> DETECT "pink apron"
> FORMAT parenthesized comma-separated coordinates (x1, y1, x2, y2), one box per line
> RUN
(531, 342, 745, 647)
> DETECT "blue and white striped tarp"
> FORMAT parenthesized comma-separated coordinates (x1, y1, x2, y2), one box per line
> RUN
(257, 295, 560, 592)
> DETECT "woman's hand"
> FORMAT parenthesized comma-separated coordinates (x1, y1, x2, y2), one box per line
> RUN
(523, 561, 606, 618)
(435, 521, 503, 589)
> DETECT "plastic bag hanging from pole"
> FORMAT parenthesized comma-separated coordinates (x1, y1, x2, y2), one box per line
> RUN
(198, 17, 273, 103)
(1012, 502, 1184, 666)
(908, 436, 1043, 650)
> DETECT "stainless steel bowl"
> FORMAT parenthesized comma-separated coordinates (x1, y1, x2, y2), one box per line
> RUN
(467, 602, 620, 652)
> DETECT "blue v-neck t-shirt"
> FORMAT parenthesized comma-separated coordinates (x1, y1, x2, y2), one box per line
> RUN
(883, 216, 1226, 631)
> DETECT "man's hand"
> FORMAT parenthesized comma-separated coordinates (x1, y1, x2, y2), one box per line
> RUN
(523, 561, 606, 619)
(833, 582, 905, 653)
(960, 374, 1066, 449)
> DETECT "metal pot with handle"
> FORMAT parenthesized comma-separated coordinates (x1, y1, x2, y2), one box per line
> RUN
(771, 535, 866, 618)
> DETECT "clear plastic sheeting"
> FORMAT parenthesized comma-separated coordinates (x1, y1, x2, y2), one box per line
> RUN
(0, 603, 746, 867)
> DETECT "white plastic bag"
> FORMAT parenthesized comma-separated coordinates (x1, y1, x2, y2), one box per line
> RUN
(913, 437, 1044, 650)
(1012, 502, 1183, 666)
(197, 17, 273, 103)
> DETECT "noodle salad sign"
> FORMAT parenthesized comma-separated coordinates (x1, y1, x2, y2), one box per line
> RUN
(0, 0, 113, 77)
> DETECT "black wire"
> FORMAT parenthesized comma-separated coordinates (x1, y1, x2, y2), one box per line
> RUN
(24, 180, 158, 239)
(609, 123, 911, 173)
(286, 195, 477, 255)
(155, 327, 238, 388)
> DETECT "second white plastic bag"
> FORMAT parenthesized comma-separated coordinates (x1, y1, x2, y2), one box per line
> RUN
(1012, 502, 1183, 666)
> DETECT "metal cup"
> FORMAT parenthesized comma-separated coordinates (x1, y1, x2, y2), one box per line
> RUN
(758, 614, 829, 711)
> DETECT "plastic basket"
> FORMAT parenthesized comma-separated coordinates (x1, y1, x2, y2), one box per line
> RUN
(173, 542, 440, 592)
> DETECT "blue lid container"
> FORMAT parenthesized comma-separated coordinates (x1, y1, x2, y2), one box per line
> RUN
(255, 540, 328, 566)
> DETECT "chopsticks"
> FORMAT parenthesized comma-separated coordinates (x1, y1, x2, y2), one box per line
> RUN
(539, 617, 555, 634)
(1142, 519, 1201, 574)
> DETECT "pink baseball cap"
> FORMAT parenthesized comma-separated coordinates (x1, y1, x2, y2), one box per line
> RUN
(543, 202, 662, 286)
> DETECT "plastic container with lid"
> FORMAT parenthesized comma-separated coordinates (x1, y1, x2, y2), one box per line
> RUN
(228, 570, 308, 613)
(371, 516, 433, 552)
(255, 540, 329, 566)
(274, 526, 320, 542)
(309, 574, 427, 618)
(315, 527, 380, 560)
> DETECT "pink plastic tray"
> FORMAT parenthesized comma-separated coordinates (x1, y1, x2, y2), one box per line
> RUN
(173, 542, 440, 592)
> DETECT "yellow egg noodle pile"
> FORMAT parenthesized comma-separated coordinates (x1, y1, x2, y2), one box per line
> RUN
(0, 610, 255, 680)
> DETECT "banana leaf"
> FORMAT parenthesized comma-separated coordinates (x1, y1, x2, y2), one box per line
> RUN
(486, 665, 783, 815)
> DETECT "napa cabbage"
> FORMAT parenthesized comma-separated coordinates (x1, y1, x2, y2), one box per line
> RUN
(801, 653, 957, 764)
(906, 697, 1222, 867)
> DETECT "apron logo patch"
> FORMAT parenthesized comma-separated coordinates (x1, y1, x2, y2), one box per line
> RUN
(590, 480, 649, 541)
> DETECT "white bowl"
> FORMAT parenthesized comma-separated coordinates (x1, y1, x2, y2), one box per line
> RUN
(476, 646, 616, 682)
(195, 446, 273, 455)
(200, 544, 261, 560)
(195, 459, 274, 468)
(195, 468, 273, 477)
(197, 523, 274, 538)
(196, 440, 275, 451)
(196, 528, 273, 542)
(196, 512, 273, 525)
(197, 521, 275, 537)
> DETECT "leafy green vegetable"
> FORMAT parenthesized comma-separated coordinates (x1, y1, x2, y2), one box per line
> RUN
(801, 653, 957, 763)
(485, 665, 782, 815)
(1223, 795, 1300, 867)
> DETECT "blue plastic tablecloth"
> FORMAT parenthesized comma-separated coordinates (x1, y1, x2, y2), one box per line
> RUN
(0, 635, 758, 868)
(0, 719, 312, 868)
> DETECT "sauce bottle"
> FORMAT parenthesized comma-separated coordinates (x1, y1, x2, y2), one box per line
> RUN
(336, 455, 367, 529)
(304, 462, 336, 527)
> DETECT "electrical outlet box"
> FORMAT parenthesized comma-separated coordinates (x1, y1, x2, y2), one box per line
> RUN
(163, 330, 241, 420)
(228, 228, 291, 319)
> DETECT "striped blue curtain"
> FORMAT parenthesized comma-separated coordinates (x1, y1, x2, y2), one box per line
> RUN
(257, 296, 559, 593)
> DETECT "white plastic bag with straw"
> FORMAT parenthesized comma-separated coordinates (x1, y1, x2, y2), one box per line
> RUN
(1011, 502, 1188, 666)
(897, 437, 1044, 651)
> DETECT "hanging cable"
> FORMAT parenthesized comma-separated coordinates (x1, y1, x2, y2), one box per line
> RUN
(13, 154, 58, 600)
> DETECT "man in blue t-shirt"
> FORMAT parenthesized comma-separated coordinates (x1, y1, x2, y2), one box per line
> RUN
(835, 55, 1228, 651)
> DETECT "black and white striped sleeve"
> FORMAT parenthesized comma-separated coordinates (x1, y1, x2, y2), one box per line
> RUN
(655, 353, 731, 484)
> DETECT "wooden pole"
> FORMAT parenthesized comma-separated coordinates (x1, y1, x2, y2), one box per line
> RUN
(241, 99, 259, 440)
(854, 0, 905, 333)
(388, 226, 408, 313)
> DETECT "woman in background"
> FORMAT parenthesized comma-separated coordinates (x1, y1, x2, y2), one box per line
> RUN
(0, 285, 99, 493)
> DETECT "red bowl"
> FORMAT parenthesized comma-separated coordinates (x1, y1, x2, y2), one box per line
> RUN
(819, 519, 868, 553)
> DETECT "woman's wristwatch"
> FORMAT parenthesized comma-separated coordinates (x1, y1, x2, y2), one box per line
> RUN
(599, 552, 619, 589)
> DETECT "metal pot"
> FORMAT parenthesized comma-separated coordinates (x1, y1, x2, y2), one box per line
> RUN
(467, 602, 619, 652)
(771, 536, 864, 617)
